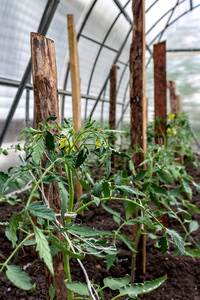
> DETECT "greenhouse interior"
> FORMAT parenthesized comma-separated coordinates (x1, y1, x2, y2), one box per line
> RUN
(1, 0, 200, 299)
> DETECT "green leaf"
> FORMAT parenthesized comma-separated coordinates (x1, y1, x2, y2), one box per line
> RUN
(58, 181, 69, 220)
(159, 236, 168, 254)
(106, 254, 116, 271)
(189, 220, 199, 233)
(193, 182, 200, 194)
(156, 170, 169, 184)
(111, 149, 130, 158)
(32, 137, 44, 164)
(9, 213, 21, 247)
(115, 185, 145, 197)
(181, 178, 192, 200)
(125, 202, 137, 220)
(168, 187, 182, 197)
(34, 227, 54, 276)
(79, 179, 91, 191)
(163, 169, 174, 185)
(133, 169, 147, 182)
(6, 265, 36, 291)
(129, 160, 136, 176)
(144, 214, 157, 230)
(151, 184, 167, 195)
(185, 249, 200, 258)
(28, 201, 55, 221)
(49, 284, 55, 300)
(167, 229, 185, 255)
(118, 233, 136, 252)
(93, 196, 100, 206)
(119, 275, 167, 297)
(65, 281, 90, 296)
(76, 149, 88, 168)
(102, 203, 121, 220)
(42, 175, 57, 184)
(45, 131, 55, 151)
(50, 244, 61, 257)
(68, 224, 111, 237)
(102, 181, 111, 197)
(149, 192, 160, 208)
(104, 275, 131, 290)
(23, 239, 36, 246)
(93, 182, 102, 197)
(48, 234, 84, 259)
(45, 116, 57, 124)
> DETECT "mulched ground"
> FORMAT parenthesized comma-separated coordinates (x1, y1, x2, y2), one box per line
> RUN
(1, 158, 200, 299)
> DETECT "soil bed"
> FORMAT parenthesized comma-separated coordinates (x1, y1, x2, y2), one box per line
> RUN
(1, 160, 200, 299)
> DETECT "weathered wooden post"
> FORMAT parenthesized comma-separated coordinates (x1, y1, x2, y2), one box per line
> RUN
(31, 33, 67, 300)
(169, 81, 177, 114)
(154, 41, 167, 146)
(67, 14, 83, 201)
(129, 0, 146, 279)
(109, 64, 118, 168)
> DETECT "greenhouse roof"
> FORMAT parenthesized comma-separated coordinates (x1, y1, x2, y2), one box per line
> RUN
(0, 0, 200, 147)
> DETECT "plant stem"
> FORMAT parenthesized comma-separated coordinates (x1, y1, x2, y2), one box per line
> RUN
(0, 233, 34, 273)
(74, 197, 144, 215)
(63, 162, 74, 300)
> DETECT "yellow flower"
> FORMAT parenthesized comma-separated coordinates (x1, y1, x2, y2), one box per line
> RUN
(66, 142, 75, 152)
(168, 114, 175, 120)
(96, 139, 106, 148)
(173, 130, 176, 135)
(59, 138, 66, 148)
(167, 128, 171, 134)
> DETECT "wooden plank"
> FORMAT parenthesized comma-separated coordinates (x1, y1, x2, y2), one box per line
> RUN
(67, 14, 82, 201)
(129, 0, 146, 279)
(31, 32, 67, 300)
(109, 64, 117, 168)
(154, 41, 167, 146)
(169, 81, 177, 114)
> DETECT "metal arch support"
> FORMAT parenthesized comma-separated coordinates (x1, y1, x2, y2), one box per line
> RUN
(88, 26, 132, 119)
(146, 4, 200, 67)
(190, 0, 193, 10)
(61, 0, 97, 123)
(84, 0, 131, 122)
(0, 0, 60, 147)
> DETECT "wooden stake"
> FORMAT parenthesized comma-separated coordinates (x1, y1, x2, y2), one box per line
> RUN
(154, 41, 167, 146)
(67, 14, 82, 201)
(109, 64, 117, 168)
(169, 81, 177, 114)
(31, 32, 67, 300)
(130, 0, 146, 278)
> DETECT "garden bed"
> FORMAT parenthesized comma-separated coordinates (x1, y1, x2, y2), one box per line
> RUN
(0, 159, 200, 300)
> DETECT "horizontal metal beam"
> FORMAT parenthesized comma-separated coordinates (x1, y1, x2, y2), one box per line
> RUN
(0, 78, 124, 105)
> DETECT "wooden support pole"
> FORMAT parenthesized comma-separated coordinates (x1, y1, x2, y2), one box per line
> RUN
(130, 0, 146, 279)
(169, 81, 177, 114)
(154, 41, 167, 146)
(31, 33, 67, 300)
(67, 14, 82, 201)
(109, 64, 117, 168)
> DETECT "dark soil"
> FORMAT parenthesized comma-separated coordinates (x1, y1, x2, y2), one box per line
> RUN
(1, 159, 200, 299)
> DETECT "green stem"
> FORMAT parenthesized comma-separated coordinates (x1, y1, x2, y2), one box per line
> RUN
(74, 197, 144, 215)
(63, 162, 74, 300)
(0, 233, 34, 273)
(111, 294, 126, 300)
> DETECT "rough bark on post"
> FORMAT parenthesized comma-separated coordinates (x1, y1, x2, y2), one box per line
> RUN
(154, 41, 167, 146)
(31, 32, 67, 300)
(176, 94, 181, 113)
(67, 14, 83, 201)
(109, 64, 117, 168)
(129, 0, 146, 278)
(169, 81, 177, 114)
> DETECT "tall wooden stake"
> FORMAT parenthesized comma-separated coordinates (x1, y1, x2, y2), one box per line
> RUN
(109, 64, 117, 168)
(31, 33, 67, 300)
(176, 94, 181, 112)
(130, 0, 146, 279)
(67, 14, 82, 201)
(169, 81, 177, 114)
(154, 41, 167, 146)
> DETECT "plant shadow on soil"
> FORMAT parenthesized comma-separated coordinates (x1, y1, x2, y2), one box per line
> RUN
(1, 160, 200, 300)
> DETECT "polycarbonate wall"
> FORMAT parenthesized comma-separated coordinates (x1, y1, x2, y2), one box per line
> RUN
(1, 0, 200, 170)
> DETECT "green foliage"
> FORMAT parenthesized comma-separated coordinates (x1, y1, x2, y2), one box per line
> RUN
(6, 265, 36, 291)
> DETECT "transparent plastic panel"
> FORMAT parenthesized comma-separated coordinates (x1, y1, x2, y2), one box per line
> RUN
(0, 0, 47, 81)
(82, 0, 119, 43)
(170, 1, 191, 24)
(89, 48, 116, 96)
